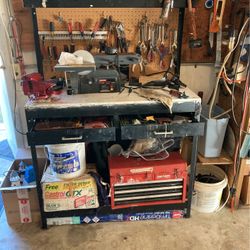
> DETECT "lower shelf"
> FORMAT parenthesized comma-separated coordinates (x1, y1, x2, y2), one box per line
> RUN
(44, 202, 188, 219)
(44, 202, 189, 225)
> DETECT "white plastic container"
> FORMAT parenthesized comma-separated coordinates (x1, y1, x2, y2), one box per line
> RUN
(192, 165, 228, 213)
(198, 105, 229, 157)
(45, 143, 86, 180)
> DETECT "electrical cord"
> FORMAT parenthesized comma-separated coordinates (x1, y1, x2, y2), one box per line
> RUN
(13, 76, 27, 135)
(230, 28, 250, 134)
(123, 139, 175, 161)
(231, 64, 250, 135)
(208, 17, 249, 119)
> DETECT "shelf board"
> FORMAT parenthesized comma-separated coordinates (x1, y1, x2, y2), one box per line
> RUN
(198, 150, 233, 165)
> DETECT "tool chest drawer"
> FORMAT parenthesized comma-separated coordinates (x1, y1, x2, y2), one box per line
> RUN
(120, 115, 204, 140)
(27, 117, 116, 145)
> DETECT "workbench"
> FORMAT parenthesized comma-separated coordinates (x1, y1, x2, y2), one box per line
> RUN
(25, 87, 204, 228)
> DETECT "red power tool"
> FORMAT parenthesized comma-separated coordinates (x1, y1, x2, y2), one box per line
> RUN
(21, 73, 59, 100)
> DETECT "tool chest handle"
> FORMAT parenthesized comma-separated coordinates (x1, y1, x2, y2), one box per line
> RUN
(61, 136, 83, 141)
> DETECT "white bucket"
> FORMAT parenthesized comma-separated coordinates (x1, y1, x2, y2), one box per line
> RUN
(45, 143, 86, 180)
(192, 165, 228, 213)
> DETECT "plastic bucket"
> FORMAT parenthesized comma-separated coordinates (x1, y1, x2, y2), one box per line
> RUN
(192, 165, 228, 213)
(198, 105, 229, 157)
(45, 143, 86, 180)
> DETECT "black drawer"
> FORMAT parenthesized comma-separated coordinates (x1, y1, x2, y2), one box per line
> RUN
(121, 122, 204, 140)
(27, 127, 116, 145)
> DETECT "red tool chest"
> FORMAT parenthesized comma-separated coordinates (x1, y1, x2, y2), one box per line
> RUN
(109, 152, 187, 209)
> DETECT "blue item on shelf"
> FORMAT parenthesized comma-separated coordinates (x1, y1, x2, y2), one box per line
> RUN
(24, 165, 36, 183)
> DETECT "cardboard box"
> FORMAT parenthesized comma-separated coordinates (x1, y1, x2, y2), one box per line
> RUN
(0, 158, 46, 224)
(42, 168, 99, 212)
(240, 176, 250, 205)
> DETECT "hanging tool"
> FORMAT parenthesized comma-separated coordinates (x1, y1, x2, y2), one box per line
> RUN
(209, 0, 226, 33)
(41, 35, 46, 59)
(135, 22, 142, 54)
(116, 22, 128, 53)
(136, 16, 147, 54)
(49, 21, 58, 60)
(187, 0, 202, 48)
(215, 28, 222, 68)
(158, 24, 168, 68)
(164, 23, 169, 40)
(98, 17, 108, 53)
(68, 19, 75, 53)
(76, 21, 84, 38)
(54, 11, 64, 24)
(215, 0, 226, 29)
(75, 21, 84, 49)
(87, 21, 100, 51)
(47, 21, 57, 71)
(99, 17, 108, 30)
(160, 0, 171, 19)
(107, 15, 115, 47)
(147, 25, 155, 62)
(207, 13, 214, 56)
(209, 0, 219, 33)
(63, 44, 69, 52)
(169, 29, 177, 69)
(132, 56, 144, 73)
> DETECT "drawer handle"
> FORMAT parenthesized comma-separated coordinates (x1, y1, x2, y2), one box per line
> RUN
(153, 131, 174, 136)
(61, 136, 83, 141)
(153, 124, 173, 136)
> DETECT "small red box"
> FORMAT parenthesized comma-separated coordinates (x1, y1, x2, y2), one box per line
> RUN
(109, 152, 187, 209)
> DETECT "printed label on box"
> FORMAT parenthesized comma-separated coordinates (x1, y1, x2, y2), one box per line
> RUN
(18, 199, 32, 223)
(42, 175, 99, 212)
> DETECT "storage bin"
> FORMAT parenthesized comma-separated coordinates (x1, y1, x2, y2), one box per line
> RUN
(198, 105, 229, 157)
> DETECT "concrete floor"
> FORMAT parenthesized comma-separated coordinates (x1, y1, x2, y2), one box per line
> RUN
(0, 207, 249, 250)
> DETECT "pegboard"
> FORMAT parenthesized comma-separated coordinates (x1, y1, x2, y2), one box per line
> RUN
(36, 8, 179, 79)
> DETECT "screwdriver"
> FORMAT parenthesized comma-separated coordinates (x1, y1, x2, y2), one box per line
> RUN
(68, 20, 75, 53)
(76, 22, 84, 49)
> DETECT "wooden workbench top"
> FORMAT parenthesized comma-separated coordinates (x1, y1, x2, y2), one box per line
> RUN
(25, 87, 201, 111)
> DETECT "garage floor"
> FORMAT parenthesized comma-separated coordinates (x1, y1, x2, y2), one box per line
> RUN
(0, 207, 249, 250)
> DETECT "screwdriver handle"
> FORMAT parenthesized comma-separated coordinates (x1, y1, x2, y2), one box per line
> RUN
(68, 21, 73, 35)
(93, 21, 100, 33)
(49, 21, 55, 32)
(77, 22, 84, 36)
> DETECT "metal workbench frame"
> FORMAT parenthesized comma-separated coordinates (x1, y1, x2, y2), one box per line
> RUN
(26, 99, 203, 229)
(24, 0, 203, 229)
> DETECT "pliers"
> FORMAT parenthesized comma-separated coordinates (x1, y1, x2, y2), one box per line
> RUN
(132, 57, 144, 73)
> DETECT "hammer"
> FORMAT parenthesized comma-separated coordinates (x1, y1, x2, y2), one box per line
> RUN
(187, 0, 202, 48)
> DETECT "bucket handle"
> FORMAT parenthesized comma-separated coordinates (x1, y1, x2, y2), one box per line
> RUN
(215, 183, 230, 213)
(43, 146, 53, 176)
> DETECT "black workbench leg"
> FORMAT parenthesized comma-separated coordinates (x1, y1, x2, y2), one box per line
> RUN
(186, 135, 199, 218)
(31, 146, 47, 229)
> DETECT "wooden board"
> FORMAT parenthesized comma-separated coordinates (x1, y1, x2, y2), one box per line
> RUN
(198, 150, 233, 165)
(12, 0, 35, 51)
